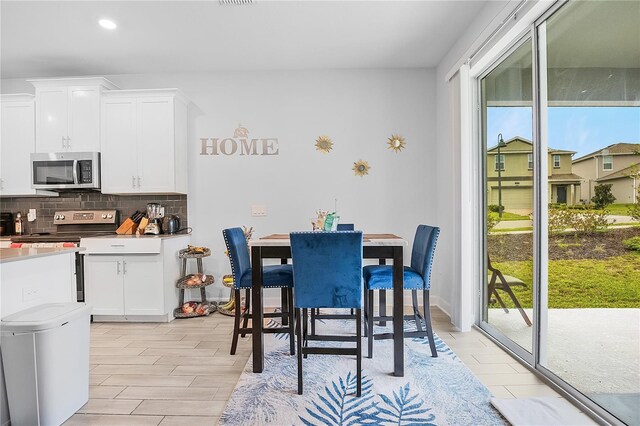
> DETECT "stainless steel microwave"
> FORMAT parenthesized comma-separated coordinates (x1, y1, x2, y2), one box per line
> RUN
(31, 152, 101, 190)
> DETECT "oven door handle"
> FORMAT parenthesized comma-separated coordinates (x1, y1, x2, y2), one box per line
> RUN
(72, 160, 79, 184)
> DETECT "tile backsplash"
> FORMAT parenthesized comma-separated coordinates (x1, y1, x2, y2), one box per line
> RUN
(0, 193, 187, 234)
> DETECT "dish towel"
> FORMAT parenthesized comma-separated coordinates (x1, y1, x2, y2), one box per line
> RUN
(490, 396, 597, 426)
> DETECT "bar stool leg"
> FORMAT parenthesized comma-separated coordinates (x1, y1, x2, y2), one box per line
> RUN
(367, 290, 374, 358)
(230, 289, 242, 355)
(288, 288, 295, 355)
(240, 288, 250, 337)
(423, 290, 437, 357)
(412, 290, 423, 332)
(296, 308, 303, 395)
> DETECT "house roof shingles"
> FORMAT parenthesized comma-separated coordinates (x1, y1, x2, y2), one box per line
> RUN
(549, 173, 584, 182)
(487, 137, 576, 154)
(573, 143, 640, 163)
(595, 163, 640, 182)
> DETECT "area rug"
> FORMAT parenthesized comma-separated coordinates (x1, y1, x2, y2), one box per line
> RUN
(219, 316, 506, 425)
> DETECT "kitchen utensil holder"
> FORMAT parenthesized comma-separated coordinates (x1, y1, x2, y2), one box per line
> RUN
(174, 249, 216, 318)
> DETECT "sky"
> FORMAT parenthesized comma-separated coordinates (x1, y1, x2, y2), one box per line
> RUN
(486, 107, 640, 158)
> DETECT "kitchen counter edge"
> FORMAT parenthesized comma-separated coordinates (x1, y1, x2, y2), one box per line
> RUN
(0, 247, 85, 263)
(80, 234, 191, 240)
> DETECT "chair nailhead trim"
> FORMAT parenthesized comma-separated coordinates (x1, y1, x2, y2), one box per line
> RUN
(223, 230, 241, 290)
(425, 229, 440, 289)
(224, 228, 291, 290)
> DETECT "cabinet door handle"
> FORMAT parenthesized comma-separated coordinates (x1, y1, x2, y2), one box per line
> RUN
(110, 244, 125, 247)
(132, 176, 136, 188)
(122, 260, 127, 275)
(137, 176, 141, 188)
(116, 261, 121, 275)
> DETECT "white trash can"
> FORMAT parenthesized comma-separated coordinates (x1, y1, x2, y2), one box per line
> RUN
(1, 303, 92, 426)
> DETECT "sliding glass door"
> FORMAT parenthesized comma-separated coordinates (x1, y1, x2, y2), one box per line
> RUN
(479, 1, 640, 423)
(539, 2, 640, 424)
(480, 38, 535, 357)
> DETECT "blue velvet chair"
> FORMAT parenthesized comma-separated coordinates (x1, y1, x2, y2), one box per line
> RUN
(336, 223, 355, 231)
(222, 227, 295, 356)
(290, 231, 363, 396)
(363, 225, 440, 358)
(311, 223, 356, 330)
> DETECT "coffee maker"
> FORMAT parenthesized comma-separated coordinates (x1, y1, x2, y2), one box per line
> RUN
(144, 203, 164, 235)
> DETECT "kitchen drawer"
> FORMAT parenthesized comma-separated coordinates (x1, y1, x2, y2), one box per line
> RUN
(80, 237, 162, 254)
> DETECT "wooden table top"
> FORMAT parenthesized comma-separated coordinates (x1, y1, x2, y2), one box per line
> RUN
(251, 233, 407, 246)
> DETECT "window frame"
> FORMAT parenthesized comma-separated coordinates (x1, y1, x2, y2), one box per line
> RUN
(495, 154, 505, 171)
(602, 155, 613, 171)
(528, 153, 534, 170)
(552, 154, 561, 168)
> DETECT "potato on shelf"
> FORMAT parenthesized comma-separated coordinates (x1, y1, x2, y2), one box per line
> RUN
(180, 301, 211, 316)
(185, 273, 207, 286)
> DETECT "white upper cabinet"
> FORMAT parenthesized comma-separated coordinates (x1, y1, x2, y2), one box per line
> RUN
(29, 77, 118, 153)
(101, 89, 188, 194)
(0, 94, 57, 197)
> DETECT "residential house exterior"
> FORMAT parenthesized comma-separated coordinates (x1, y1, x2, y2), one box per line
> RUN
(487, 137, 582, 212)
(572, 143, 640, 204)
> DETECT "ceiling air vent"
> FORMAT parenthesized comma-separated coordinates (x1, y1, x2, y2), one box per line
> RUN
(219, 0, 255, 5)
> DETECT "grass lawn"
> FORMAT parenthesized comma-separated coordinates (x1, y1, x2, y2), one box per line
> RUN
(491, 227, 533, 233)
(590, 203, 636, 216)
(610, 222, 640, 228)
(489, 211, 530, 221)
(492, 253, 640, 308)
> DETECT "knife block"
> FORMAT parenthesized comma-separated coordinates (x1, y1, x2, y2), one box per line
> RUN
(115, 218, 138, 235)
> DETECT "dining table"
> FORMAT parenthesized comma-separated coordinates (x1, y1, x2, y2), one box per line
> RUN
(250, 233, 408, 377)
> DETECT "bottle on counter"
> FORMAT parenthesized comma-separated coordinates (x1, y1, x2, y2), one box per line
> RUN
(15, 212, 23, 235)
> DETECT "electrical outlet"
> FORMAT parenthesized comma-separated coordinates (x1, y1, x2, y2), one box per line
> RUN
(251, 205, 267, 217)
(27, 208, 37, 222)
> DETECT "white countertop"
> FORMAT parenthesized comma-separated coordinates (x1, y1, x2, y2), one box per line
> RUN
(80, 234, 191, 240)
(0, 247, 84, 263)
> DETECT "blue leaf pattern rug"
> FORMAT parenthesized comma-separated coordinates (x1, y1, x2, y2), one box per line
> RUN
(219, 315, 506, 425)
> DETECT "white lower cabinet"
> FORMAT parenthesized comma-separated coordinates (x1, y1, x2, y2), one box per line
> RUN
(84, 255, 163, 316)
(82, 235, 190, 322)
(122, 255, 164, 316)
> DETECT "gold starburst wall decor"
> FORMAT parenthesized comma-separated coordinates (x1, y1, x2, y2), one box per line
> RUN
(315, 135, 334, 153)
(353, 160, 371, 177)
(387, 134, 406, 153)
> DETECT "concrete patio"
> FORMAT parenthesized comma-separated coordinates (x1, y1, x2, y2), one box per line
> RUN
(488, 308, 640, 424)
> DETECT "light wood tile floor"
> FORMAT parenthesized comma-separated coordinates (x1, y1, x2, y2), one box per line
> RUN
(64, 307, 585, 425)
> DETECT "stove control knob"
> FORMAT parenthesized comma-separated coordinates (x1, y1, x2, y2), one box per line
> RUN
(54, 215, 59, 220)
(102, 214, 107, 219)
(107, 214, 113, 219)
(59, 215, 65, 220)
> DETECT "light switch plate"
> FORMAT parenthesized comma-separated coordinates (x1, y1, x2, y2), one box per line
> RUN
(251, 205, 267, 217)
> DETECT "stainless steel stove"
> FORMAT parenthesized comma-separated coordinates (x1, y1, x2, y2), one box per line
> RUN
(11, 210, 119, 302)
(11, 210, 119, 245)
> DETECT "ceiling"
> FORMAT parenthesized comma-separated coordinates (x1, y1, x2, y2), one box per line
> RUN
(0, 0, 490, 79)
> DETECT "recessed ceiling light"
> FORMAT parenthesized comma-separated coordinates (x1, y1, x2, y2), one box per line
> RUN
(99, 19, 117, 30)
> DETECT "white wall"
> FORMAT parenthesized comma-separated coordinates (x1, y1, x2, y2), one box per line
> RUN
(433, 1, 518, 328)
(3, 69, 437, 303)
